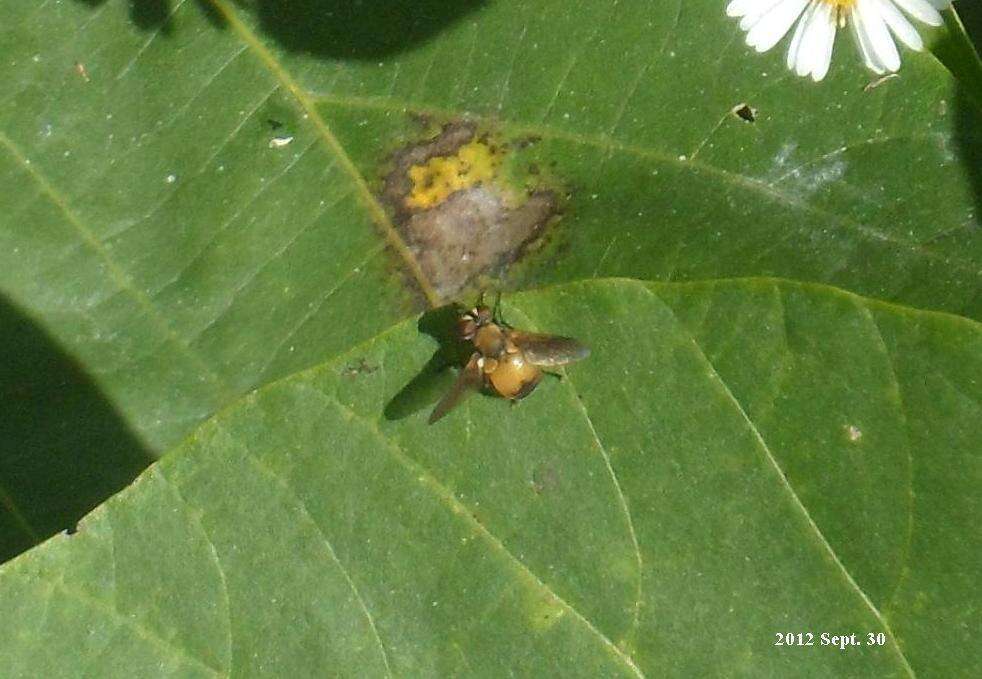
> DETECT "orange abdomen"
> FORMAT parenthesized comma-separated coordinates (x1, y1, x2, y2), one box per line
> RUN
(487, 351, 542, 400)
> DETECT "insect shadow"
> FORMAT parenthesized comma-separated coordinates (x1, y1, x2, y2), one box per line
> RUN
(383, 303, 471, 421)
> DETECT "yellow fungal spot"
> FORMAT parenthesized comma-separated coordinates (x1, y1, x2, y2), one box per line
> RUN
(406, 140, 502, 210)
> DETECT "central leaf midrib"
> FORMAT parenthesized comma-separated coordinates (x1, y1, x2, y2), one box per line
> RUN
(305, 387, 646, 678)
(204, 0, 440, 308)
(204, 0, 979, 319)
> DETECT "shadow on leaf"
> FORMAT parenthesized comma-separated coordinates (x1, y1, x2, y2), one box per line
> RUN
(384, 303, 471, 420)
(70, 0, 489, 58)
(248, 0, 489, 60)
(0, 295, 155, 564)
(70, 0, 226, 32)
(954, 3, 982, 224)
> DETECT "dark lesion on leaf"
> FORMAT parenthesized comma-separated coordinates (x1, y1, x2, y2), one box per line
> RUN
(380, 122, 561, 304)
(731, 103, 758, 124)
(341, 359, 378, 378)
(531, 461, 560, 495)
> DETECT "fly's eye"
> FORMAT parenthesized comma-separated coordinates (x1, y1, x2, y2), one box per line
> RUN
(457, 317, 477, 340)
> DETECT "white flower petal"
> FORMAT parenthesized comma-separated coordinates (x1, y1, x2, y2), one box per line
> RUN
(891, 0, 944, 26)
(809, 4, 837, 81)
(728, 0, 780, 18)
(792, 2, 836, 81)
(739, 1, 786, 31)
(727, 0, 946, 81)
(795, 3, 828, 76)
(856, 0, 901, 72)
(740, 6, 781, 32)
(851, 6, 888, 73)
(876, 0, 925, 50)
(786, 1, 817, 70)
(746, 0, 810, 52)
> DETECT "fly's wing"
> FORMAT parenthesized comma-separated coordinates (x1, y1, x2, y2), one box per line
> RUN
(428, 353, 483, 424)
(508, 331, 590, 367)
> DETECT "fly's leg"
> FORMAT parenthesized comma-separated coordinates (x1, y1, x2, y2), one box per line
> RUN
(491, 290, 506, 326)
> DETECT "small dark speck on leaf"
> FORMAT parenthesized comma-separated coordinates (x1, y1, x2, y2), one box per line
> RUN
(342, 359, 378, 378)
(731, 103, 757, 123)
(514, 135, 542, 149)
(64, 524, 79, 536)
(531, 462, 560, 495)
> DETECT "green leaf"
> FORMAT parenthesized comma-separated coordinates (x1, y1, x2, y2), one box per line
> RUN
(1, 0, 979, 442)
(1, 2, 980, 561)
(2, 279, 978, 677)
(0, 296, 153, 562)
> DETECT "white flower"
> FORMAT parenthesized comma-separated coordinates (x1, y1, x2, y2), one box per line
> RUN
(726, 0, 952, 81)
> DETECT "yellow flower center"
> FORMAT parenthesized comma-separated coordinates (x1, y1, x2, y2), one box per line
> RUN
(822, 0, 856, 26)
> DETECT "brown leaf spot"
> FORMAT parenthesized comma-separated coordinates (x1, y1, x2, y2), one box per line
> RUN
(382, 122, 560, 302)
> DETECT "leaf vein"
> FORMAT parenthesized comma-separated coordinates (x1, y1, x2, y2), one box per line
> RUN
(306, 93, 979, 277)
(114, 0, 191, 80)
(236, 447, 393, 678)
(203, 0, 439, 306)
(643, 283, 917, 678)
(859, 309, 916, 618)
(0, 131, 230, 400)
(156, 468, 234, 677)
(308, 389, 645, 678)
(509, 304, 644, 643)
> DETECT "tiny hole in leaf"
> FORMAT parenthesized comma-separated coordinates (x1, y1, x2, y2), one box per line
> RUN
(732, 103, 757, 123)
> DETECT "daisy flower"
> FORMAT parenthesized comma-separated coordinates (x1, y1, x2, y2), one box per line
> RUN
(726, 0, 953, 81)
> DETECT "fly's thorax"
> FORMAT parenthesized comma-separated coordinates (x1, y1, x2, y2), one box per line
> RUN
(473, 324, 507, 357)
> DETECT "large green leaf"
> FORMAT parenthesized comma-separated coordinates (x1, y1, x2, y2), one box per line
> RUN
(1, 279, 978, 676)
(1, 0, 979, 446)
(1, 2, 980, 565)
